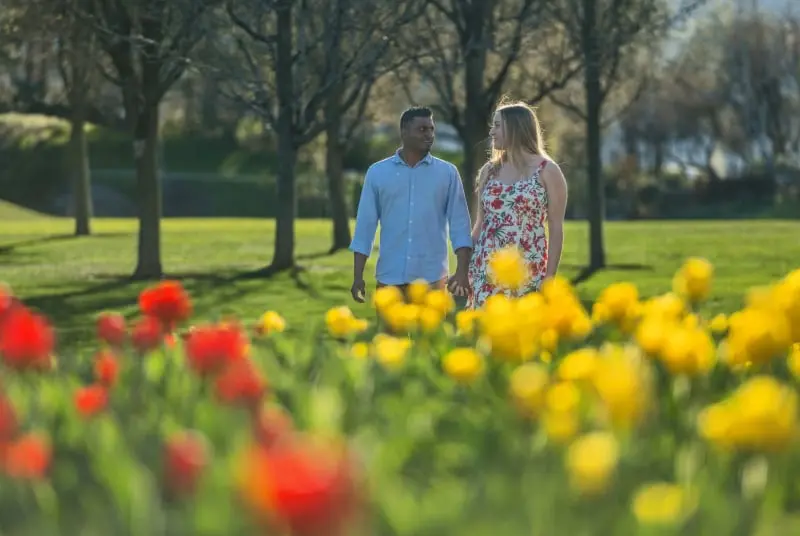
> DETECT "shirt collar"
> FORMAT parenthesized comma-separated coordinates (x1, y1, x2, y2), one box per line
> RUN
(393, 149, 433, 166)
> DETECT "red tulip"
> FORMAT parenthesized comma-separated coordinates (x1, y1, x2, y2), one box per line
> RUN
(0, 307, 55, 371)
(215, 359, 267, 408)
(2, 433, 51, 479)
(93, 350, 120, 386)
(184, 322, 248, 376)
(164, 430, 210, 497)
(74, 385, 108, 418)
(131, 316, 164, 353)
(96, 312, 127, 347)
(240, 436, 363, 536)
(139, 281, 192, 330)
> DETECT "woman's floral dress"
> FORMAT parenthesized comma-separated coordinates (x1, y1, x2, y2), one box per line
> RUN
(467, 160, 549, 310)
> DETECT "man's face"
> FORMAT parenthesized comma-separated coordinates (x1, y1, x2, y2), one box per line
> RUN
(402, 116, 435, 153)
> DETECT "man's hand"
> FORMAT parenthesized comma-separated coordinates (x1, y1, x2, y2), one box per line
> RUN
(447, 270, 470, 297)
(351, 278, 366, 303)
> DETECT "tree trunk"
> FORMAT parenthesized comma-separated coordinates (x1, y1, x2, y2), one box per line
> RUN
(459, 0, 493, 218)
(270, 0, 297, 271)
(325, 113, 351, 252)
(460, 119, 489, 216)
(65, 30, 94, 237)
(461, 88, 491, 217)
(132, 101, 163, 279)
(582, 0, 606, 270)
(324, 36, 351, 252)
(68, 101, 92, 236)
(272, 131, 297, 270)
(653, 142, 664, 178)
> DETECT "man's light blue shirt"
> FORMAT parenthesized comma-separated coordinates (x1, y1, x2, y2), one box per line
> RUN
(349, 150, 473, 286)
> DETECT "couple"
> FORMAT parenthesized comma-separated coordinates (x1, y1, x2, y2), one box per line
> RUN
(349, 101, 568, 310)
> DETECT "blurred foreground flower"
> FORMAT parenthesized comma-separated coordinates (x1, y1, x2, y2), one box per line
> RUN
(487, 245, 530, 291)
(591, 344, 653, 430)
(565, 431, 619, 496)
(131, 316, 164, 354)
(75, 385, 109, 418)
(215, 359, 267, 408)
(632, 481, 697, 527)
(373, 334, 411, 370)
(673, 257, 713, 303)
(96, 311, 127, 348)
(442, 347, 484, 384)
(2, 432, 51, 480)
(542, 381, 582, 444)
(349, 342, 370, 360)
(372, 286, 404, 315)
(93, 349, 120, 386)
(164, 430, 210, 498)
(139, 280, 192, 331)
(724, 307, 791, 367)
(239, 435, 363, 536)
(325, 306, 368, 338)
(184, 322, 249, 375)
(594, 282, 639, 330)
(406, 279, 429, 305)
(455, 309, 482, 337)
(698, 375, 798, 452)
(709, 313, 728, 334)
(255, 310, 286, 335)
(0, 306, 55, 371)
(509, 362, 549, 417)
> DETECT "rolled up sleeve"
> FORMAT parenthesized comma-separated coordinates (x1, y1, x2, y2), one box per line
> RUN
(349, 169, 380, 256)
(446, 165, 473, 251)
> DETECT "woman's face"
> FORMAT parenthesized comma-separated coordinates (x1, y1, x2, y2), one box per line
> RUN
(490, 111, 505, 150)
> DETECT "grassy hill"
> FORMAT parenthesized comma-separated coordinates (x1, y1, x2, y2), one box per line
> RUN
(0, 199, 53, 220)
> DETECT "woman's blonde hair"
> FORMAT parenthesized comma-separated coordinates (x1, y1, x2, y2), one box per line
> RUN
(475, 99, 550, 199)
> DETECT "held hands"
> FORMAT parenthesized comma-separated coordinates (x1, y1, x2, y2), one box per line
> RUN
(447, 270, 471, 298)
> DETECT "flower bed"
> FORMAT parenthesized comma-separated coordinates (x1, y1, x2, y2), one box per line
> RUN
(0, 252, 799, 535)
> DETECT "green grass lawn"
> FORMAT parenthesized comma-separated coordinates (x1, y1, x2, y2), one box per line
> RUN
(2, 215, 800, 353)
(4, 212, 800, 535)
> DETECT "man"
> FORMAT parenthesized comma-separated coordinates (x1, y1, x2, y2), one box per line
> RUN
(349, 106, 472, 303)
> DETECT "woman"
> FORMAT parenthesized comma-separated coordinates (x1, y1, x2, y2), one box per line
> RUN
(463, 100, 568, 310)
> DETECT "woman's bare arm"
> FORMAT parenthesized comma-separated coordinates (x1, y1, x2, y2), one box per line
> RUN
(540, 162, 568, 279)
(471, 165, 489, 244)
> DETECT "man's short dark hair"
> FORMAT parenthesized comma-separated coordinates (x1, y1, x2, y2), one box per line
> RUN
(400, 106, 433, 131)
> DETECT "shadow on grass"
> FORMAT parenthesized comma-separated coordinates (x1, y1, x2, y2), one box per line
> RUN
(569, 263, 653, 285)
(0, 233, 133, 268)
(0, 232, 130, 255)
(297, 249, 339, 261)
(23, 261, 324, 352)
(0, 233, 76, 254)
(0, 234, 77, 267)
